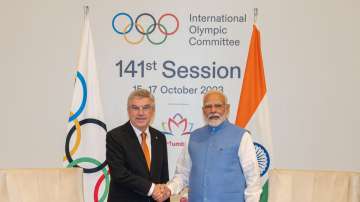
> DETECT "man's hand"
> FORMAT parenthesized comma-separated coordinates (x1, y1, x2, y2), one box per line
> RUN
(152, 184, 163, 201)
(152, 184, 171, 202)
(160, 185, 171, 201)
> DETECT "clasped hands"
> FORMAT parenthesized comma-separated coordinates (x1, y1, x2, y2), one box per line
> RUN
(152, 184, 171, 202)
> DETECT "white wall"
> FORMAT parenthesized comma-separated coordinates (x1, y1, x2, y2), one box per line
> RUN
(1, 0, 359, 171)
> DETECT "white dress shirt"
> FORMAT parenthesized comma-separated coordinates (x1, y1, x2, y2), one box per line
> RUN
(130, 123, 155, 196)
(167, 131, 262, 202)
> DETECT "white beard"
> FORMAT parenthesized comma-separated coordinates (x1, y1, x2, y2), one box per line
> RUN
(206, 113, 226, 127)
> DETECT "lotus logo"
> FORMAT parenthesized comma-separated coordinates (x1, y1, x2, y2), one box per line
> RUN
(162, 113, 193, 136)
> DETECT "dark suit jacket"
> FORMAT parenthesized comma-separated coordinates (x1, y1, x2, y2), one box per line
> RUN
(106, 121, 169, 202)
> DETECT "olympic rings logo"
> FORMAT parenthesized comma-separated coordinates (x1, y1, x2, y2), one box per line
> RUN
(64, 71, 110, 202)
(112, 12, 180, 45)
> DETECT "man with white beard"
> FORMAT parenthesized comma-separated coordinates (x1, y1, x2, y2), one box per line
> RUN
(163, 90, 262, 202)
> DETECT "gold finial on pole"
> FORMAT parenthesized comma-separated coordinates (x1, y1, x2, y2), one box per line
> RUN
(254, 8, 258, 23)
(84, 5, 89, 19)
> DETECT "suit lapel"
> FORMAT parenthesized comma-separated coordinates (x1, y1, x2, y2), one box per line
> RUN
(149, 127, 160, 176)
(125, 121, 150, 174)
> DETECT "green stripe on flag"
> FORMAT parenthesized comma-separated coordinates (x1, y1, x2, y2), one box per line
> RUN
(260, 180, 269, 202)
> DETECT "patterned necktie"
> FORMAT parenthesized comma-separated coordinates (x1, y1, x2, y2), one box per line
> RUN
(141, 132, 151, 170)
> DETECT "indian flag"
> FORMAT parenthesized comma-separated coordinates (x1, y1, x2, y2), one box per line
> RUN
(64, 8, 110, 202)
(235, 24, 273, 202)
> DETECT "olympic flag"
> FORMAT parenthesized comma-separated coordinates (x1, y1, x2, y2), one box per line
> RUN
(64, 9, 110, 202)
(235, 24, 273, 202)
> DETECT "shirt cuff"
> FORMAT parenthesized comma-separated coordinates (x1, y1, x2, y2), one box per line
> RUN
(147, 183, 155, 196)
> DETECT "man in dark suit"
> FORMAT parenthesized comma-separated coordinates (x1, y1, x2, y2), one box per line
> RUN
(106, 89, 170, 202)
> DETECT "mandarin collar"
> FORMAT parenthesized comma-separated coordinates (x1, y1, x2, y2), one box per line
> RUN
(207, 119, 229, 133)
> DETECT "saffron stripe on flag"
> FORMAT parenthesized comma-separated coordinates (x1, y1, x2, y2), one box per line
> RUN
(236, 25, 266, 128)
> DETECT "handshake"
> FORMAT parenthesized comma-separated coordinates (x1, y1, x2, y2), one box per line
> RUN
(152, 184, 171, 202)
